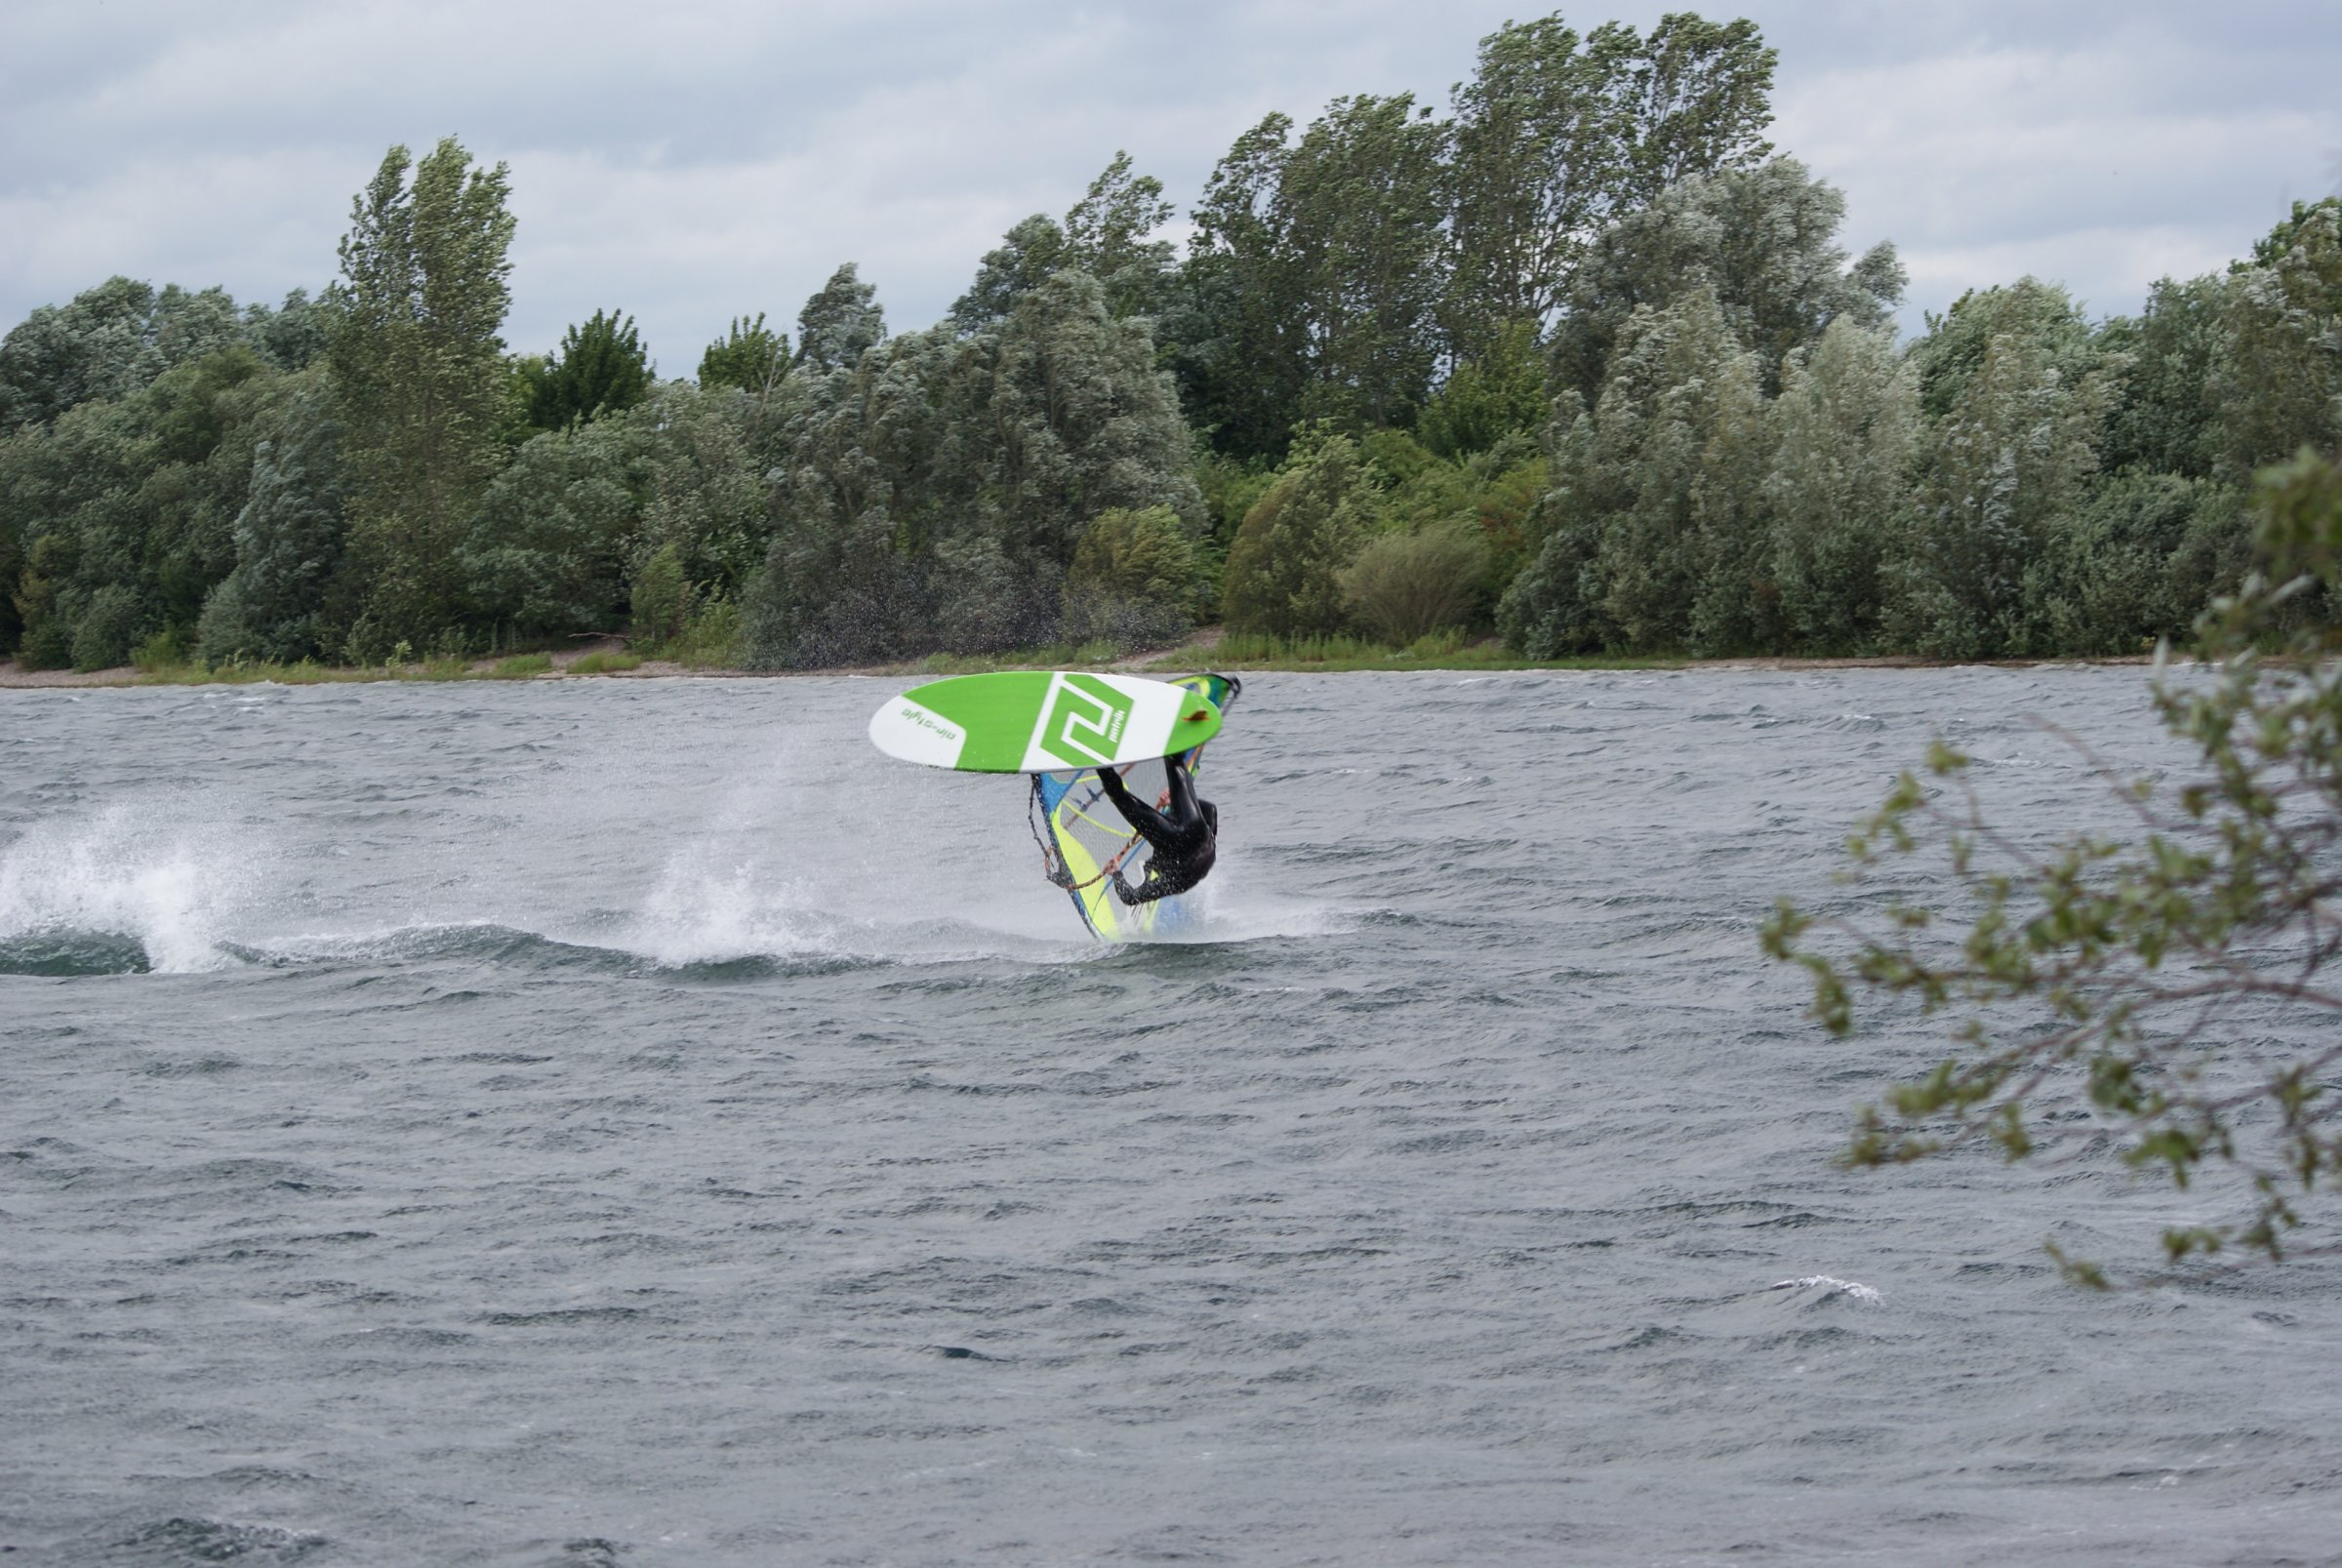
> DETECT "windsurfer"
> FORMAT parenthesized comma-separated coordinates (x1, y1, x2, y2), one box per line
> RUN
(1096, 759, 1217, 905)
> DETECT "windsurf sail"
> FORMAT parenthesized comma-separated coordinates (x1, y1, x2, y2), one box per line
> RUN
(1030, 672, 1239, 942)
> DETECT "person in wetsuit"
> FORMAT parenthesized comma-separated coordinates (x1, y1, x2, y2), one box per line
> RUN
(1095, 757, 1217, 905)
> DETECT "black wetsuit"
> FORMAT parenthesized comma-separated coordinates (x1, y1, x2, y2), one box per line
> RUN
(1096, 761, 1218, 905)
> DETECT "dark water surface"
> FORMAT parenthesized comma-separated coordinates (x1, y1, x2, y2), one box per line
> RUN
(4, 670, 2337, 1566)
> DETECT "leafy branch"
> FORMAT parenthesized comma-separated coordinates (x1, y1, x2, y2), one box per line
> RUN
(1763, 452, 2342, 1283)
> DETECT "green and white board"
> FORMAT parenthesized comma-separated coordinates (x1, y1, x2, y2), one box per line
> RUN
(868, 671, 1223, 774)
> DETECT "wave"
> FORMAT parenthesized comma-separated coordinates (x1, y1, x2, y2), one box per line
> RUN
(1769, 1274, 1885, 1306)
(614, 842, 836, 967)
(0, 790, 1329, 980)
(224, 919, 887, 981)
(1141, 879, 1362, 946)
(0, 798, 269, 974)
(0, 926, 156, 976)
(588, 828, 1338, 961)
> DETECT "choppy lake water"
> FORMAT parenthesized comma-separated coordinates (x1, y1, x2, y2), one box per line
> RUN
(4, 669, 2337, 1566)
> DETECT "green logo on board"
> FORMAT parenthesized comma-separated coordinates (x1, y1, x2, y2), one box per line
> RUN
(1038, 673, 1135, 767)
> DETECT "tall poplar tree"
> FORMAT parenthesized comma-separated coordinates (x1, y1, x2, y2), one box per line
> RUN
(1499, 287, 1767, 655)
(1174, 97, 1447, 452)
(953, 153, 1181, 335)
(1617, 13, 1778, 202)
(1762, 318, 1919, 651)
(1282, 94, 1451, 431)
(1889, 287, 2123, 658)
(2219, 199, 2342, 477)
(795, 263, 885, 373)
(1062, 151, 1180, 319)
(1445, 14, 1777, 359)
(1171, 112, 1309, 459)
(327, 137, 515, 655)
(1446, 18, 1639, 350)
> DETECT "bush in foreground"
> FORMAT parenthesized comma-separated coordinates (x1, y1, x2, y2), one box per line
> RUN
(1765, 450, 2342, 1282)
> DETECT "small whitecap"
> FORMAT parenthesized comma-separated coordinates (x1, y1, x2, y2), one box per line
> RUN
(1769, 1274, 1884, 1305)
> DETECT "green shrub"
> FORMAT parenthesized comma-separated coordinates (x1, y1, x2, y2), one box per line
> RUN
(1498, 513, 1606, 657)
(1069, 505, 1198, 608)
(131, 626, 188, 673)
(2023, 471, 2243, 654)
(917, 639, 1120, 675)
(15, 611, 73, 671)
(1211, 630, 1381, 663)
(1059, 596, 1193, 653)
(1183, 628, 1669, 672)
(463, 422, 644, 636)
(1063, 504, 1200, 651)
(629, 542, 691, 646)
(490, 652, 551, 678)
(1221, 434, 1375, 638)
(665, 595, 742, 668)
(71, 583, 141, 671)
(194, 573, 256, 665)
(568, 649, 641, 674)
(1337, 521, 1488, 645)
(340, 614, 394, 667)
(1193, 453, 1275, 543)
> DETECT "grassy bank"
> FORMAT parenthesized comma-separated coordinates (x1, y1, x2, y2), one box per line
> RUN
(10, 627, 2097, 692)
(0, 643, 660, 689)
(916, 630, 1685, 675)
(1149, 631, 1685, 673)
(124, 655, 640, 686)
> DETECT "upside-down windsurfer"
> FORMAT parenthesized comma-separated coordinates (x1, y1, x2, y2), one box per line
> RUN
(1096, 757, 1217, 905)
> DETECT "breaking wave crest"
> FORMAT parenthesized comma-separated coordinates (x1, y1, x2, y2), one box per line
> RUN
(0, 795, 1337, 982)
(0, 799, 269, 974)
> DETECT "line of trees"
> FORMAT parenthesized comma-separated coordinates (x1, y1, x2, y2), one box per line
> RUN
(1, 12, 2336, 674)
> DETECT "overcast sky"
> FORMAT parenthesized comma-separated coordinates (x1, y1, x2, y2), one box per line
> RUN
(4, 1, 2336, 370)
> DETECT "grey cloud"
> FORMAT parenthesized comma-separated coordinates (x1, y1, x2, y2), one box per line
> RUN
(2, 0, 2337, 366)
(1773, 8, 2340, 330)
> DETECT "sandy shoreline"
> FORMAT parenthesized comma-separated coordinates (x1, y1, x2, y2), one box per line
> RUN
(0, 636, 806, 690)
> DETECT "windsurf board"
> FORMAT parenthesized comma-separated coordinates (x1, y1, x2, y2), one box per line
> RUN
(868, 670, 1223, 774)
